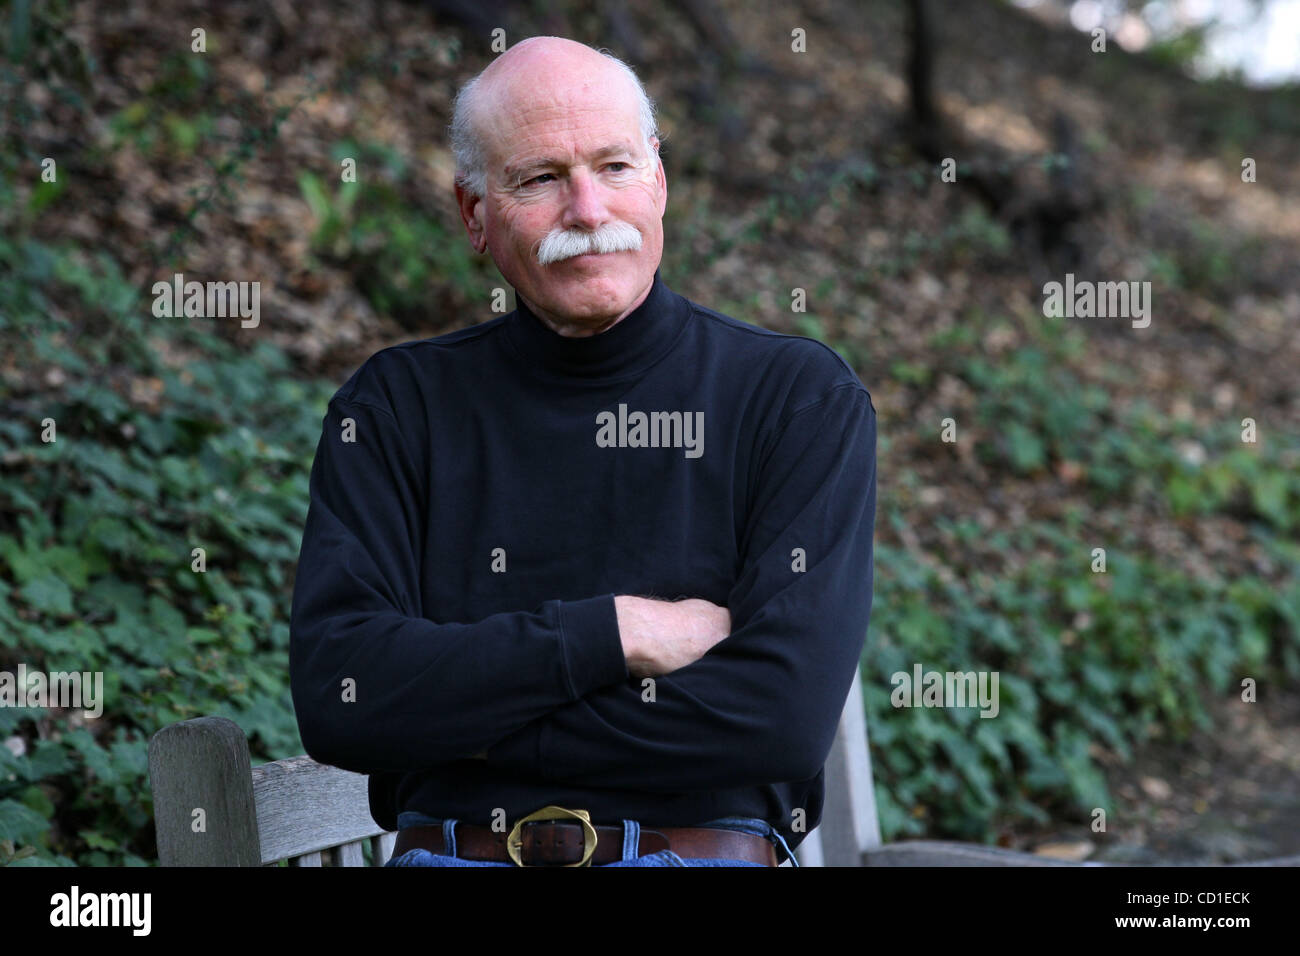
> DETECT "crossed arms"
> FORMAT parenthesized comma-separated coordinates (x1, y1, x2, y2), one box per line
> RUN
(289, 380, 877, 793)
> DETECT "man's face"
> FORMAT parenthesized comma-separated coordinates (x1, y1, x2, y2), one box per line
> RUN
(457, 69, 668, 334)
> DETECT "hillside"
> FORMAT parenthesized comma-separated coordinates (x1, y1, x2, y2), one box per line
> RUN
(0, 0, 1297, 865)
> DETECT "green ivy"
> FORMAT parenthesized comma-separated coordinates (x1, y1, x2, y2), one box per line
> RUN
(0, 236, 334, 864)
(864, 519, 1300, 843)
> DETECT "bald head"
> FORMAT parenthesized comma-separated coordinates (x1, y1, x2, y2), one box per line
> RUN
(449, 36, 668, 334)
(450, 37, 658, 197)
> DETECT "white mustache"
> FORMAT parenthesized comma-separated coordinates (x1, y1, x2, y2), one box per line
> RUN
(536, 222, 642, 265)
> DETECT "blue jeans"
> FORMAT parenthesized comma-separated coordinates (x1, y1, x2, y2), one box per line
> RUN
(385, 812, 799, 867)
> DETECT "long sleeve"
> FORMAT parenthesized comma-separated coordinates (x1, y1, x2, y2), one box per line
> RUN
(484, 382, 877, 791)
(289, 393, 628, 776)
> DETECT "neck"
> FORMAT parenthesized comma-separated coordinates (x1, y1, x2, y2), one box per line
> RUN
(520, 278, 655, 338)
(503, 268, 689, 381)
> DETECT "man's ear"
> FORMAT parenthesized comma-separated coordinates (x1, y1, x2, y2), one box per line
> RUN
(455, 183, 488, 254)
(651, 137, 667, 215)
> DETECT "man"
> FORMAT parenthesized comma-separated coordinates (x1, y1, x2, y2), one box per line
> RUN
(289, 36, 877, 867)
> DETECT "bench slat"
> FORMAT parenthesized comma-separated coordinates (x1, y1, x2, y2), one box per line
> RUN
(867, 842, 1094, 866)
(148, 717, 261, 866)
(251, 755, 386, 864)
(372, 832, 397, 866)
(814, 667, 880, 866)
(332, 840, 367, 867)
(866, 843, 1300, 867)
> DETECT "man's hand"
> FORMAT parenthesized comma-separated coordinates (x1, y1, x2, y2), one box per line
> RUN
(614, 595, 732, 680)
(475, 596, 728, 760)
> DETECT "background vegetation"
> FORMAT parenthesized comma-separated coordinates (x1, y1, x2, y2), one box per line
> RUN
(1, 0, 1297, 865)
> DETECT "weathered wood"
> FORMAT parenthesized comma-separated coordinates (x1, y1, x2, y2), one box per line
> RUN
(1230, 855, 1300, 866)
(331, 840, 366, 867)
(792, 827, 823, 867)
(372, 832, 397, 867)
(814, 667, 881, 866)
(867, 841, 1097, 866)
(150, 715, 393, 866)
(251, 754, 386, 864)
(148, 716, 261, 866)
(867, 843, 1300, 867)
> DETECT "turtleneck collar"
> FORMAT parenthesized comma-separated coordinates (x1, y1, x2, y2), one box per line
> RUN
(502, 269, 690, 382)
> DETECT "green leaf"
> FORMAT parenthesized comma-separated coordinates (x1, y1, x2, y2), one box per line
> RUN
(19, 574, 73, 616)
(186, 627, 221, 644)
(0, 799, 51, 844)
(1250, 470, 1291, 528)
(1005, 423, 1046, 472)
(79, 830, 118, 851)
(0, 535, 42, 585)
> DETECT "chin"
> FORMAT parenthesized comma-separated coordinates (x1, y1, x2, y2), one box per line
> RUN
(551, 289, 626, 318)
(550, 268, 630, 296)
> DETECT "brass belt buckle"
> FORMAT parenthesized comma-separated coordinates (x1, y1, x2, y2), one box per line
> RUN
(506, 805, 598, 867)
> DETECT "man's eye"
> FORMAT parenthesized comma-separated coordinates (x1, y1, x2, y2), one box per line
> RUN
(523, 174, 555, 186)
(604, 162, 629, 173)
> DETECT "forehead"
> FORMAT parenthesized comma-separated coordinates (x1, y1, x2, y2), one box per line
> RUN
(480, 72, 642, 164)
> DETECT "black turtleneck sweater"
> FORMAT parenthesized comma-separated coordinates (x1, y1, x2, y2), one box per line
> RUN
(289, 271, 877, 850)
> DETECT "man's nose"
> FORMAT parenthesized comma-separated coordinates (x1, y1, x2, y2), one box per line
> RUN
(561, 167, 610, 231)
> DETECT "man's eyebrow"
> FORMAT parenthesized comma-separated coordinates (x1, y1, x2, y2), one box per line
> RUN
(503, 144, 637, 180)
(588, 143, 636, 160)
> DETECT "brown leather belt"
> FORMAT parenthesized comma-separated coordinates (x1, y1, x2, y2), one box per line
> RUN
(391, 819, 779, 867)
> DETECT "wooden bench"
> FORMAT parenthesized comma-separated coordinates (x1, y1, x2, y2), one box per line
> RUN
(147, 668, 1300, 866)
(147, 714, 396, 867)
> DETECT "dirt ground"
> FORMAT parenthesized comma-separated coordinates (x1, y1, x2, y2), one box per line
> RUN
(1006, 691, 1300, 863)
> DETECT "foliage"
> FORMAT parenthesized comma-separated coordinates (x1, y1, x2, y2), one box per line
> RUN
(2, 0, 1297, 868)
(298, 142, 497, 324)
(959, 336, 1300, 531)
(865, 331, 1300, 841)
(866, 518, 1300, 842)
(0, 235, 335, 865)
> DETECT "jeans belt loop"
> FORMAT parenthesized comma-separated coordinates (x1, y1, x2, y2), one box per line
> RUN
(621, 818, 640, 861)
(442, 818, 458, 858)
